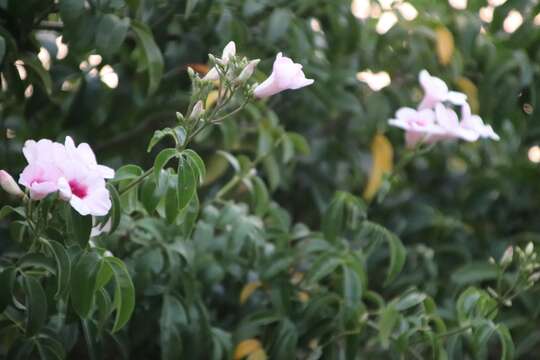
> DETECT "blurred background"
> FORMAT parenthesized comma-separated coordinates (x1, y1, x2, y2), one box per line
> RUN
(2, 0, 540, 357)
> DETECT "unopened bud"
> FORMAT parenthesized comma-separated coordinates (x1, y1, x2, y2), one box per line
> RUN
(236, 59, 260, 83)
(529, 272, 540, 283)
(0, 170, 23, 197)
(221, 41, 236, 64)
(500, 246, 513, 267)
(190, 100, 205, 120)
(176, 112, 184, 122)
(187, 66, 195, 79)
(526, 242, 534, 256)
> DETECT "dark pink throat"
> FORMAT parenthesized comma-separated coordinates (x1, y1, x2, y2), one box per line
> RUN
(69, 180, 88, 198)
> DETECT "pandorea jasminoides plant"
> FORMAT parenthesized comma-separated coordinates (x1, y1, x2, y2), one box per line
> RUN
(389, 69, 500, 147)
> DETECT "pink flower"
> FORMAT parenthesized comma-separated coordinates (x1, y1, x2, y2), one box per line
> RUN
(388, 107, 445, 147)
(57, 137, 112, 216)
(57, 170, 111, 217)
(460, 104, 500, 141)
(204, 41, 237, 81)
(434, 104, 479, 142)
(64, 136, 114, 179)
(0, 170, 23, 197)
(19, 139, 65, 199)
(418, 70, 467, 110)
(253, 53, 314, 98)
(18, 136, 113, 216)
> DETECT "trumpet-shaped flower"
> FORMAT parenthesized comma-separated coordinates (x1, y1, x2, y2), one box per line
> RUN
(435, 104, 479, 142)
(418, 70, 467, 109)
(64, 136, 115, 179)
(57, 162, 111, 217)
(460, 104, 500, 141)
(388, 107, 445, 147)
(18, 136, 113, 216)
(0, 170, 23, 196)
(19, 139, 65, 199)
(253, 53, 314, 98)
(204, 41, 237, 81)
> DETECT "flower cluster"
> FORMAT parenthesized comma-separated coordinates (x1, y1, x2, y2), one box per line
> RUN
(204, 41, 314, 99)
(389, 70, 499, 147)
(1, 137, 114, 216)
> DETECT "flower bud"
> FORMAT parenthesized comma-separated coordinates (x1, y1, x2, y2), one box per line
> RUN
(526, 242, 535, 255)
(236, 59, 260, 83)
(500, 246, 513, 267)
(176, 111, 185, 122)
(0, 170, 23, 197)
(190, 100, 205, 120)
(221, 41, 236, 64)
(529, 272, 540, 283)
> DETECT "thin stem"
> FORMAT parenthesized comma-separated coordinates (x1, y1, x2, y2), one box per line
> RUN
(119, 168, 153, 196)
(213, 136, 285, 201)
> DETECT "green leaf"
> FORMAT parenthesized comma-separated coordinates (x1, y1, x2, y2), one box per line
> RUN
(251, 177, 269, 216)
(17, 253, 56, 274)
(183, 149, 206, 185)
(0, 35, 5, 64)
(96, 14, 130, 57)
(361, 221, 406, 285)
(20, 54, 52, 95)
(23, 276, 48, 336)
(496, 324, 515, 360)
(44, 240, 72, 298)
(141, 178, 160, 213)
(131, 20, 164, 94)
(95, 288, 113, 331)
(105, 257, 135, 333)
(66, 205, 93, 247)
(58, 0, 84, 22)
(165, 175, 179, 223)
(154, 148, 178, 181)
(114, 165, 143, 182)
(35, 335, 65, 360)
(177, 157, 197, 211)
(394, 292, 427, 311)
(70, 252, 101, 318)
(378, 305, 399, 349)
(305, 253, 342, 284)
(160, 294, 188, 360)
(342, 265, 363, 310)
(185, 0, 200, 18)
(107, 183, 121, 234)
(451, 262, 498, 285)
(0, 267, 15, 312)
(322, 192, 346, 242)
(148, 127, 184, 153)
(266, 8, 292, 43)
(0, 205, 25, 220)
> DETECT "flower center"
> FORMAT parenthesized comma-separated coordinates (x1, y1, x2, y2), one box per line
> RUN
(69, 180, 88, 199)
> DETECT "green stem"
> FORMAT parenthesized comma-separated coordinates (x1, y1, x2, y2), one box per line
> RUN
(119, 168, 153, 196)
(213, 135, 286, 201)
(214, 175, 241, 201)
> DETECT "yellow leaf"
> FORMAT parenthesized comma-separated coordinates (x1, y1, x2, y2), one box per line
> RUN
(297, 291, 310, 303)
(239, 281, 262, 304)
(436, 26, 454, 66)
(234, 339, 262, 360)
(456, 77, 479, 114)
(363, 134, 393, 201)
(202, 154, 229, 186)
(247, 349, 267, 360)
(206, 90, 219, 109)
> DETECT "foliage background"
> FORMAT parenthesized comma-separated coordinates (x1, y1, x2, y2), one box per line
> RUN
(2, 0, 540, 358)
